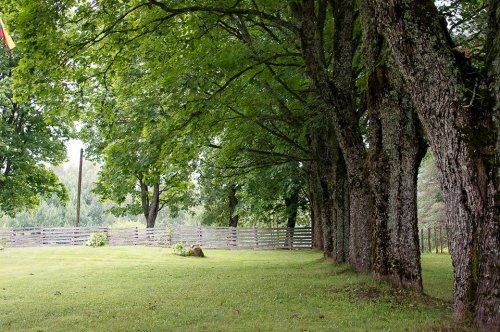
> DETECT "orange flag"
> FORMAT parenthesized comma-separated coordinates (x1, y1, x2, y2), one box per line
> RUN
(0, 18, 16, 53)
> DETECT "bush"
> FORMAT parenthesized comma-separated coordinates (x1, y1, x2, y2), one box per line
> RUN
(172, 242, 205, 257)
(172, 242, 190, 256)
(85, 231, 107, 247)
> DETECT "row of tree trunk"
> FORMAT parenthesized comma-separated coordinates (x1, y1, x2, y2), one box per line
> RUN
(141, 2, 499, 329)
(299, 1, 499, 331)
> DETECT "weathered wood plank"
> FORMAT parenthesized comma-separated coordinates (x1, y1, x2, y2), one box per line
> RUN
(1, 226, 312, 249)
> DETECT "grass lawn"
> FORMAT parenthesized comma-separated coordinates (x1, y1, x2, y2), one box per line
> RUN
(0, 247, 472, 331)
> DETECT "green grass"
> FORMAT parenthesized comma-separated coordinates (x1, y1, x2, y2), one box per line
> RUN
(0, 247, 471, 331)
(421, 253, 454, 302)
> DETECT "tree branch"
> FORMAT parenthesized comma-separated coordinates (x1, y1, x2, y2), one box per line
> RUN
(148, 1, 300, 35)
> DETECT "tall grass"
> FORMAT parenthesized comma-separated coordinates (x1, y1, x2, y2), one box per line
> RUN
(0, 247, 471, 331)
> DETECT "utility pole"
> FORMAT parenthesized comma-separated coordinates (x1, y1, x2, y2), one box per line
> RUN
(76, 148, 83, 227)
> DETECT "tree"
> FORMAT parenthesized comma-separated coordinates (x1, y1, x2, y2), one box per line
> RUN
(360, 1, 428, 290)
(7, 0, 419, 271)
(10, 3, 500, 329)
(0, 160, 201, 228)
(7, 0, 339, 245)
(199, 155, 310, 228)
(81, 90, 197, 229)
(417, 153, 445, 229)
(291, 0, 372, 272)
(372, 0, 499, 329)
(0, 46, 68, 216)
(294, 0, 428, 286)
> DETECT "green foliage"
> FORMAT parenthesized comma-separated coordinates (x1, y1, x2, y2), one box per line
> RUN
(0, 44, 69, 216)
(172, 242, 204, 257)
(171, 242, 190, 257)
(437, 0, 488, 53)
(417, 152, 445, 229)
(5, 0, 313, 228)
(199, 161, 309, 227)
(85, 231, 107, 247)
(0, 161, 202, 228)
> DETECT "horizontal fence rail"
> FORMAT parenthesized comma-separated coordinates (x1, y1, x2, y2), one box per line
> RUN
(170, 226, 312, 250)
(0, 226, 312, 250)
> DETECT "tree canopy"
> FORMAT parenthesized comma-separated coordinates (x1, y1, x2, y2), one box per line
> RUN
(0, 47, 69, 216)
(2, 0, 500, 329)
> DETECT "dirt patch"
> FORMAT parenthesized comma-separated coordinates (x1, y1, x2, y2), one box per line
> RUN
(327, 282, 452, 310)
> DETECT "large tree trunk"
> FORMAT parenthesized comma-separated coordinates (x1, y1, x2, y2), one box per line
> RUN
(366, 56, 427, 291)
(306, 101, 350, 261)
(372, 0, 500, 329)
(308, 182, 324, 250)
(285, 187, 300, 229)
(361, 1, 427, 291)
(284, 186, 299, 248)
(332, 150, 349, 263)
(140, 179, 160, 228)
(146, 184, 160, 228)
(298, 0, 371, 272)
(228, 184, 239, 227)
(477, 1, 500, 329)
(307, 121, 335, 258)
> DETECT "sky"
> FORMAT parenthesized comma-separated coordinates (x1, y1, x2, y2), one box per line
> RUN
(66, 139, 85, 166)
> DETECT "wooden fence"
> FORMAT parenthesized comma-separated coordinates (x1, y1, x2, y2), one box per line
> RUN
(170, 226, 312, 250)
(0, 226, 312, 250)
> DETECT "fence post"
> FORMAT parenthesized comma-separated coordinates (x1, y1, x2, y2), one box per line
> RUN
(103, 227, 110, 246)
(229, 227, 237, 249)
(134, 227, 138, 245)
(145, 228, 151, 246)
(286, 227, 294, 249)
(197, 226, 202, 246)
(10, 228, 15, 247)
(75, 227, 81, 246)
(165, 227, 171, 247)
(253, 227, 259, 249)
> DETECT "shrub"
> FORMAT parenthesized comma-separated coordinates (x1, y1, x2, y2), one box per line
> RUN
(85, 232, 107, 247)
(172, 242, 190, 256)
(172, 242, 205, 257)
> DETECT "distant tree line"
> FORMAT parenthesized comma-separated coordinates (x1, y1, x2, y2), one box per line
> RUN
(0, 161, 202, 228)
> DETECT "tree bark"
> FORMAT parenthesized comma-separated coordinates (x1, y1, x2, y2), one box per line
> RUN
(476, 1, 500, 329)
(140, 178, 160, 228)
(308, 184, 324, 250)
(306, 100, 350, 261)
(298, 0, 371, 272)
(333, 149, 349, 263)
(285, 187, 300, 229)
(372, 0, 499, 328)
(366, 55, 427, 290)
(361, 1, 427, 291)
(307, 121, 335, 258)
(228, 184, 239, 227)
(146, 184, 160, 228)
